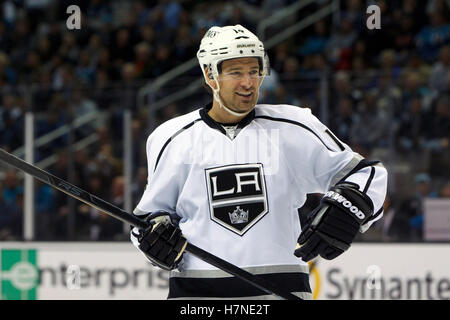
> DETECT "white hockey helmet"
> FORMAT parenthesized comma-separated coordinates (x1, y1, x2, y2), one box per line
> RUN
(197, 25, 270, 116)
(197, 24, 270, 81)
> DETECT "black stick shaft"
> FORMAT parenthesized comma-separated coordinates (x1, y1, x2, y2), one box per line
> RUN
(0, 148, 300, 300)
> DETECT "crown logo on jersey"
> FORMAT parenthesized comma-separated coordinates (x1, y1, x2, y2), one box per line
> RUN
(228, 206, 249, 224)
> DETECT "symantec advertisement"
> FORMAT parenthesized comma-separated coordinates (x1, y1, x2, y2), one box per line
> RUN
(309, 243, 450, 300)
(0, 242, 448, 300)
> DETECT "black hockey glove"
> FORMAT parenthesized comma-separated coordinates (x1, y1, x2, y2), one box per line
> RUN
(294, 182, 374, 262)
(136, 211, 187, 271)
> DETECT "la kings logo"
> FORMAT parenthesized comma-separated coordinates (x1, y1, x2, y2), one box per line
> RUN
(205, 163, 268, 236)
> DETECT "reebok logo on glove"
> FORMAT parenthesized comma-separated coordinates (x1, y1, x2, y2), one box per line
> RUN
(324, 190, 365, 220)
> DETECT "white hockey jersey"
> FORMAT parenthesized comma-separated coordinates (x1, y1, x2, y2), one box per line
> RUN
(131, 103, 388, 299)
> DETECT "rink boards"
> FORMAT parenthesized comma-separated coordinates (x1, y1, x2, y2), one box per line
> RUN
(0, 242, 448, 300)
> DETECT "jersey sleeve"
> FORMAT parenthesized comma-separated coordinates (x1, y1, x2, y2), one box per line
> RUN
(287, 107, 388, 233)
(342, 163, 388, 232)
(133, 128, 184, 217)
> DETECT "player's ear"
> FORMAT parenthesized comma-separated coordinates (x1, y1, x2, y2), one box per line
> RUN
(204, 67, 217, 90)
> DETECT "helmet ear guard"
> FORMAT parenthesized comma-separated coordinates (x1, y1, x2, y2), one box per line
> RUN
(262, 51, 271, 76)
(197, 25, 270, 82)
(207, 65, 214, 79)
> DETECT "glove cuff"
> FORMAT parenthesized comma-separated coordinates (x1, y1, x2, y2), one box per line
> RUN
(322, 182, 374, 225)
(136, 210, 186, 271)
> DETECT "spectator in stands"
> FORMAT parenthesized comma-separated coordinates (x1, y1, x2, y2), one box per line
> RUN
(32, 68, 53, 108)
(159, 0, 183, 30)
(83, 173, 109, 240)
(351, 90, 390, 152)
(22, 50, 42, 84)
(134, 41, 153, 80)
(439, 181, 450, 197)
(400, 71, 430, 116)
(379, 194, 397, 242)
(378, 49, 401, 83)
(429, 45, 450, 94)
(404, 52, 432, 84)
(341, 0, 365, 31)
(96, 46, 120, 80)
(402, 0, 428, 33)
(325, 17, 358, 68)
(1, 169, 23, 207)
(422, 95, 450, 152)
(111, 28, 135, 66)
(59, 33, 80, 65)
(271, 41, 290, 74)
(34, 179, 55, 240)
(375, 72, 402, 116)
(49, 150, 72, 239)
(330, 71, 354, 115)
(137, 23, 156, 45)
(393, 13, 417, 55)
(85, 0, 113, 28)
(396, 96, 426, 152)
(0, 180, 22, 240)
(350, 39, 371, 74)
(173, 24, 197, 65)
(71, 86, 98, 121)
(73, 149, 91, 188)
(155, 103, 182, 127)
(0, 92, 24, 151)
(397, 173, 438, 241)
(35, 179, 55, 217)
(10, 18, 33, 59)
(92, 69, 113, 110)
(131, 118, 148, 168)
(113, 60, 137, 115)
(265, 83, 300, 106)
(52, 64, 76, 92)
(280, 55, 300, 97)
(0, 22, 12, 54)
(151, 44, 173, 78)
(0, 51, 17, 85)
(35, 94, 69, 159)
(259, 68, 280, 103)
(415, 10, 450, 62)
(223, 6, 255, 32)
(37, 36, 54, 66)
(94, 143, 122, 187)
(92, 175, 126, 240)
(299, 21, 329, 57)
(133, 1, 152, 27)
(132, 166, 147, 202)
(329, 97, 356, 145)
(75, 50, 95, 86)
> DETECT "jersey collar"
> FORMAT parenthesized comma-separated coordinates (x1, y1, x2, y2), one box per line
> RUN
(199, 102, 256, 136)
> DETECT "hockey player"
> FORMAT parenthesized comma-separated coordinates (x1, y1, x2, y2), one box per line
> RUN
(131, 25, 388, 299)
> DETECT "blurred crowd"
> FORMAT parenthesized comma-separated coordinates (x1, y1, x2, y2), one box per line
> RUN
(0, 0, 449, 242)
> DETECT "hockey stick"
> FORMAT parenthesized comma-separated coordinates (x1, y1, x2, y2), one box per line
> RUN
(0, 148, 301, 300)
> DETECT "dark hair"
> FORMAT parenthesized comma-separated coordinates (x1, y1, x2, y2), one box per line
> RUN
(202, 81, 213, 94)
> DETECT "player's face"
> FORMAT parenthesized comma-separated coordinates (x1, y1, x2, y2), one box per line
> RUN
(217, 57, 262, 113)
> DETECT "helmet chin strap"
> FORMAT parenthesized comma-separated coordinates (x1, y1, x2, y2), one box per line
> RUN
(211, 77, 253, 117)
